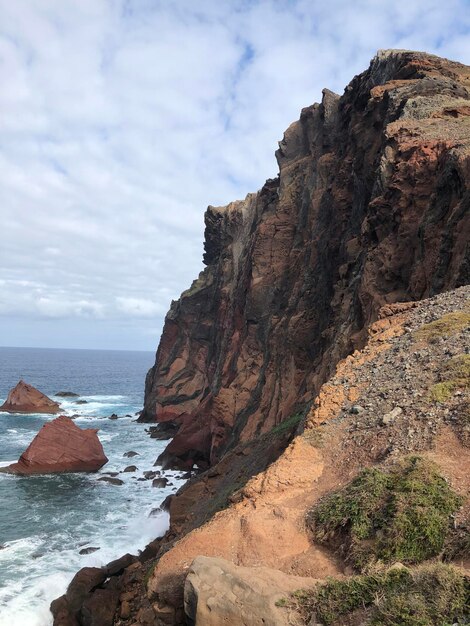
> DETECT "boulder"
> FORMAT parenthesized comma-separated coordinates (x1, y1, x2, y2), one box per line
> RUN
(184, 556, 315, 625)
(0, 380, 60, 414)
(0, 416, 108, 474)
(98, 476, 123, 486)
(55, 391, 79, 398)
(152, 477, 168, 488)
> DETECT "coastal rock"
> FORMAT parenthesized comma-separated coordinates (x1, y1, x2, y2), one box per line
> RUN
(0, 416, 108, 474)
(184, 556, 316, 626)
(55, 391, 79, 398)
(0, 380, 60, 414)
(141, 50, 470, 469)
(79, 547, 100, 555)
(98, 476, 123, 486)
(152, 477, 168, 488)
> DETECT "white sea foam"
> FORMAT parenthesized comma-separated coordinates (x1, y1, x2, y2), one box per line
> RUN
(0, 375, 181, 626)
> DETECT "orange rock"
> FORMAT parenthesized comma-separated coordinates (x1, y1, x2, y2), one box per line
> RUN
(1, 416, 108, 474)
(0, 380, 60, 414)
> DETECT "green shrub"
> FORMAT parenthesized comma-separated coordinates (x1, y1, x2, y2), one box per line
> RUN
(308, 457, 462, 570)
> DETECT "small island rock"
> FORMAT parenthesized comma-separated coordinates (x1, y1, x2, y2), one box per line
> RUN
(0, 380, 60, 414)
(0, 416, 108, 474)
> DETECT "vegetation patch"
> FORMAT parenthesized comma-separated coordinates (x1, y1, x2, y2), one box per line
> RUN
(290, 563, 469, 626)
(307, 457, 462, 571)
(429, 353, 470, 403)
(269, 412, 303, 437)
(414, 310, 470, 343)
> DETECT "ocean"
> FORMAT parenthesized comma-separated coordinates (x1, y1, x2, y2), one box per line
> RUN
(0, 347, 183, 626)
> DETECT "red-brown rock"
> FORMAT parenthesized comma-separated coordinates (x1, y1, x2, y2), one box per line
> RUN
(141, 50, 470, 469)
(0, 380, 60, 414)
(1, 416, 108, 474)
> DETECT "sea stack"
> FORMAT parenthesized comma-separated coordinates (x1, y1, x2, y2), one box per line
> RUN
(0, 415, 108, 474)
(0, 380, 60, 414)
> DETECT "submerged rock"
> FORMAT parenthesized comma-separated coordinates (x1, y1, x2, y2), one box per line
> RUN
(0, 380, 60, 414)
(98, 476, 124, 486)
(55, 391, 79, 398)
(0, 416, 108, 474)
(79, 546, 100, 555)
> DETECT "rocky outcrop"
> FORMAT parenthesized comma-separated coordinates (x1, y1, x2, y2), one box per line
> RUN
(184, 556, 316, 626)
(141, 50, 470, 469)
(144, 286, 469, 625)
(0, 380, 60, 414)
(1, 415, 108, 474)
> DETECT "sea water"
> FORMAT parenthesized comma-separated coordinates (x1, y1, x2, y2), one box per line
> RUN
(0, 347, 183, 626)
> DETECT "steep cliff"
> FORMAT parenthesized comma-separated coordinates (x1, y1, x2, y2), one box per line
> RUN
(141, 49, 470, 470)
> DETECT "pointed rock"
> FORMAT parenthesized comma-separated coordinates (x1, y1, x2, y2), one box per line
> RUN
(0, 380, 60, 414)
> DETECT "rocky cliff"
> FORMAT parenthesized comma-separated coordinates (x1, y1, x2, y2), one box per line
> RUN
(52, 49, 470, 626)
(141, 49, 470, 471)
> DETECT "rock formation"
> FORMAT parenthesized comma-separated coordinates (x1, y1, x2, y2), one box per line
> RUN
(51, 50, 470, 626)
(0, 380, 61, 414)
(141, 49, 470, 471)
(1, 415, 108, 474)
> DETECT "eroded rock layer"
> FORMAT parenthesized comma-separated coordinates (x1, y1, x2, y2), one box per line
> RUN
(142, 50, 470, 470)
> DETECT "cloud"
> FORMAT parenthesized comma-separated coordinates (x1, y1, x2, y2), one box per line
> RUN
(115, 297, 166, 318)
(0, 0, 469, 349)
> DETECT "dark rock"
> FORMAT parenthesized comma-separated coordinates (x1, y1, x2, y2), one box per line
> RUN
(108, 413, 118, 420)
(123, 465, 137, 472)
(123, 451, 139, 458)
(143, 470, 159, 480)
(55, 391, 80, 398)
(146, 422, 178, 440)
(75, 400, 88, 405)
(97, 476, 123, 486)
(105, 553, 137, 576)
(65, 567, 107, 614)
(148, 507, 163, 517)
(80, 587, 119, 626)
(138, 538, 161, 563)
(50, 595, 78, 626)
(79, 547, 100, 555)
(152, 477, 168, 488)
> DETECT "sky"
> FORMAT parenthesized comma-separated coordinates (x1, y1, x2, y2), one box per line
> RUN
(1, 0, 469, 351)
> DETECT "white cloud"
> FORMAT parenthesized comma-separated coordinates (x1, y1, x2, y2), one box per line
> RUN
(115, 297, 166, 318)
(0, 0, 468, 349)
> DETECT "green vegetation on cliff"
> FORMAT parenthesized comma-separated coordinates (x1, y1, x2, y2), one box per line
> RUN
(291, 563, 469, 626)
(308, 457, 462, 570)
(429, 353, 470, 403)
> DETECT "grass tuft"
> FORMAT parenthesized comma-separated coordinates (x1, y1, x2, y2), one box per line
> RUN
(414, 310, 470, 343)
(429, 354, 470, 403)
(291, 563, 469, 625)
(269, 412, 303, 437)
(307, 457, 462, 571)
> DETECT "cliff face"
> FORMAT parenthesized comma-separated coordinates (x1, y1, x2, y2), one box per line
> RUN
(141, 50, 470, 469)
